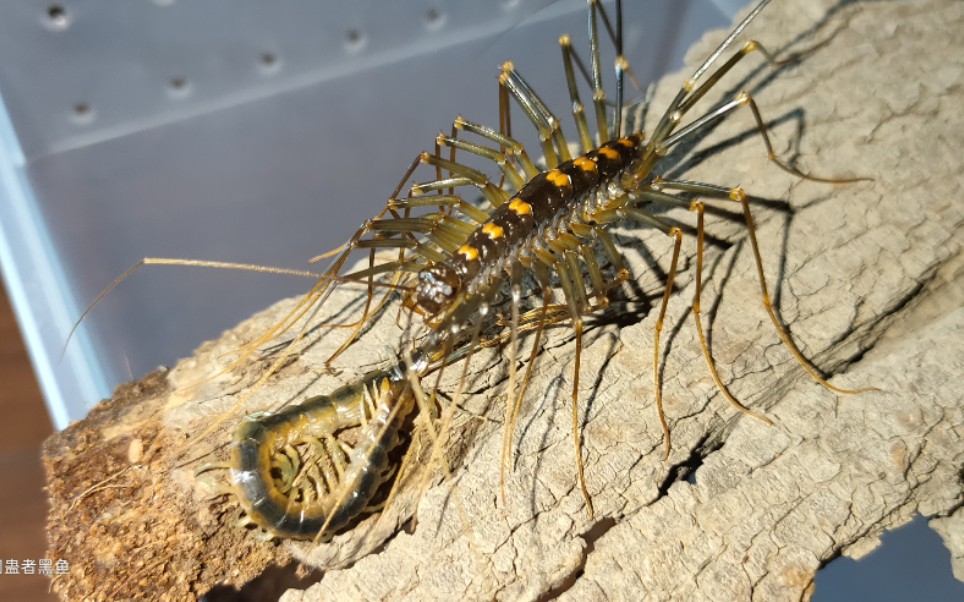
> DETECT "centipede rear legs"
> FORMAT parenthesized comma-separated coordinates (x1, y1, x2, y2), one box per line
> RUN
(661, 180, 879, 392)
(638, 68, 877, 398)
(499, 236, 631, 517)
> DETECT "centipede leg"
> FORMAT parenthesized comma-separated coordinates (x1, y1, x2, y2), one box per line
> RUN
(662, 91, 869, 185)
(656, 179, 877, 396)
(652, 227, 683, 459)
(438, 126, 528, 193)
(501, 270, 553, 507)
(586, 0, 618, 141)
(631, 0, 838, 183)
(323, 251, 410, 365)
(634, 14, 862, 184)
(592, 227, 630, 283)
(614, 206, 693, 458)
(559, 35, 594, 153)
(689, 200, 773, 425)
(553, 254, 594, 518)
(316, 150, 477, 362)
(560, 0, 643, 146)
(407, 320, 480, 543)
(327, 152, 496, 346)
(500, 263, 524, 506)
(729, 188, 877, 394)
(499, 62, 571, 167)
(578, 241, 610, 307)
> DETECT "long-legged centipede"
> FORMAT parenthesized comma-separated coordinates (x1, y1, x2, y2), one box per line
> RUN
(65, 0, 873, 549)
(192, 0, 875, 542)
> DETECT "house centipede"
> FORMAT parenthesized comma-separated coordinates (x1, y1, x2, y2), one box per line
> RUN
(204, 0, 874, 542)
(66, 0, 876, 548)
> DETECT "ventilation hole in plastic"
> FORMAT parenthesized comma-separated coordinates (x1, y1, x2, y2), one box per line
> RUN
(425, 8, 445, 29)
(259, 52, 281, 74)
(345, 28, 365, 52)
(70, 102, 94, 124)
(168, 77, 192, 98)
(45, 5, 69, 30)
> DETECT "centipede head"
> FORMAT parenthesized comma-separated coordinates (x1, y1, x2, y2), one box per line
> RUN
(415, 262, 461, 315)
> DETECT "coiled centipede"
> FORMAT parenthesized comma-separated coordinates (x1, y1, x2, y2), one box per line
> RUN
(79, 0, 874, 545)
(229, 358, 422, 539)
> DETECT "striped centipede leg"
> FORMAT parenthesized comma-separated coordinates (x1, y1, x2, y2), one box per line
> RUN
(687, 199, 776, 422)
(610, 206, 689, 458)
(652, 227, 683, 460)
(499, 263, 524, 505)
(225, 193, 423, 375)
(543, 250, 590, 515)
(559, 0, 642, 146)
(497, 236, 626, 510)
(632, 5, 863, 188)
(525, 244, 600, 517)
(315, 133, 528, 361)
(657, 180, 878, 397)
(500, 266, 553, 507)
(556, 238, 631, 514)
(323, 140, 521, 346)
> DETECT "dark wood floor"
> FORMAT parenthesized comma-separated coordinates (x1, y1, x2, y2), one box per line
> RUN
(0, 283, 59, 601)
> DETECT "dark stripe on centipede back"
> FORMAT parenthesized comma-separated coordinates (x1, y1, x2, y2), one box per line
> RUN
(422, 131, 643, 316)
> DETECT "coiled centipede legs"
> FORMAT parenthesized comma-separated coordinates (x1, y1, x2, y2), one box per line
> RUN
(229, 360, 419, 540)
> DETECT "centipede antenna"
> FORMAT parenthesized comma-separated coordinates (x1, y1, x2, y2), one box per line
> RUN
(63, 257, 324, 357)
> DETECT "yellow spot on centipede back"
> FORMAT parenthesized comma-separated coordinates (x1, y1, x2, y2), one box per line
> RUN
(482, 222, 504, 240)
(574, 156, 597, 172)
(458, 244, 479, 261)
(599, 146, 619, 160)
(508, 198, 532, 216)
(547, 170, 571, 188)
(617, 137, 635, 148)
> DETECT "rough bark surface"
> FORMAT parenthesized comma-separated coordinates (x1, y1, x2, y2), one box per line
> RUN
(45, 0, 962, 600)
